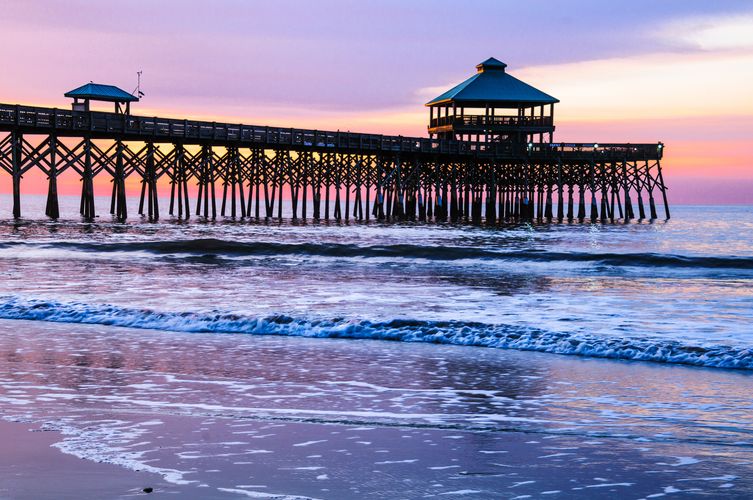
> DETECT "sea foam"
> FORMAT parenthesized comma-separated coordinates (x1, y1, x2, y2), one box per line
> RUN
(0, 297, 751, 370)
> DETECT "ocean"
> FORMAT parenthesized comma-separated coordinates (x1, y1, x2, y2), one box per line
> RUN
(1, 195, 752, 499)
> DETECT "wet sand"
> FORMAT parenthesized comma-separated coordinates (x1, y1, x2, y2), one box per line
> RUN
(1, 320, 752, 498)
(0, 420, 183, 500)
(1, 411, 750, 499)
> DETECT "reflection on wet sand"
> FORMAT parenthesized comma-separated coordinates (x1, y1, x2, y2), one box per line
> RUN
(1, 320, 752, 498)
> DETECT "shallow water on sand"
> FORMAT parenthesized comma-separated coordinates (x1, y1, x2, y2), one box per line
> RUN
(2, 321, 753, 498)
(0, 197, 752, 498)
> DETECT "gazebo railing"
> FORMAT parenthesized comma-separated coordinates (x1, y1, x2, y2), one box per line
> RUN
(429, 115, 553, 129)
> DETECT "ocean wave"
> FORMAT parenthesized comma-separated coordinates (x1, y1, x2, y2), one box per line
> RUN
(1, 297, 751, 370)
(2, 239, 753, 270)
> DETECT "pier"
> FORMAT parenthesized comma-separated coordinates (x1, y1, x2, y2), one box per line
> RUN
(0, 59, 668, 223)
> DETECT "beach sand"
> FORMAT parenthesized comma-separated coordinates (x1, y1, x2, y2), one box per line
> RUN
(1, 407, 750, 499)
(1, 319, 752, 498)
(0, 420, 186, 500)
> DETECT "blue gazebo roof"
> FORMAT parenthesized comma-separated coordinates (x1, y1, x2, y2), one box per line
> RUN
(65, 83, 139, 103)
(426, 58, 559, 106)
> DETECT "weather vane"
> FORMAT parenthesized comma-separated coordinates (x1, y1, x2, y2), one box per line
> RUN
(134, 70, 145, 98)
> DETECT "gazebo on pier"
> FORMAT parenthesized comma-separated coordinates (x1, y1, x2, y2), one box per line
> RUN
(426, 58, 558, 144)
(65, 83, 139, 114)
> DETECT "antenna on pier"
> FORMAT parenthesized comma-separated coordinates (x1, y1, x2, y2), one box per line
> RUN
(133, 70, 145, 98)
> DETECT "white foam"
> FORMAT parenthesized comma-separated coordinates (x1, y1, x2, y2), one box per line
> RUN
(660, 457, 700, 467)
(217, 488, 320, 499)
(438, 490, 481, 496)
(292, 440, 327, 447)
(2, 297, 751, 370)
(510, 481, 536, 488)
(584, 483, 635, 488)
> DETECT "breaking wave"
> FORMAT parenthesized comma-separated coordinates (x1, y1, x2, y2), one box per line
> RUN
(2, 239, 753, 270)
(1, 297, 751, 370)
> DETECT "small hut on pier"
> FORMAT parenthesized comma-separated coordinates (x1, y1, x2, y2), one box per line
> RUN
(426, 58, 558, 144)
(65, 83, 139, 114)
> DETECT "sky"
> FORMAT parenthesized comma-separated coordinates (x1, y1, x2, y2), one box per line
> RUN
(1, 0, 752, 204)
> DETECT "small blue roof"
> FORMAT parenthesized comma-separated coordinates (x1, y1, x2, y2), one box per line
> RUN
(65, 83, 139, 102)
(426, 58, 558, 106)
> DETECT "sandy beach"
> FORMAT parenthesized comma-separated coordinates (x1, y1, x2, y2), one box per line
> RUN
(1, 318, 752, 498)
(0, 420, 185, 499)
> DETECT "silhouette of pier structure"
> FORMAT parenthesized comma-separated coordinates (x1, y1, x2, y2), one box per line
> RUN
(0, 59, 668, 222)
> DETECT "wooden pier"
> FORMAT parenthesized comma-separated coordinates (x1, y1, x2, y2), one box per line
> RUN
(0, 60, 669, 223)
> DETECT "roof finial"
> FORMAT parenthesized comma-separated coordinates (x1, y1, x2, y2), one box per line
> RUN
(476, 57, 507, 73)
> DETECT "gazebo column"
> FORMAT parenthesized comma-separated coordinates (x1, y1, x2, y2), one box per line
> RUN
(539, 105, 544, 143)
(549, 103, 554, 142)
(484, 104, 489, 142)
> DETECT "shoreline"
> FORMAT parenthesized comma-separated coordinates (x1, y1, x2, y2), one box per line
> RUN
(3, 409, 750, 499)
(0, 419, 184, 500)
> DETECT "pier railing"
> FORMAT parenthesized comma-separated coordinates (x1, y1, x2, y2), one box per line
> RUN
(529, 142, 663, 160)
(0, 103, 661, 161)
(0, 103, 491, 156)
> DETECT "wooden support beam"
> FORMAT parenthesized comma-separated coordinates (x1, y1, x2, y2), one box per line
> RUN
(113, 140, 127, 220)
(556, 160, 564, 221)
(655, 159, 670, 219)
(45, 135, 60, 219)
(80, 137, 95, 220)
(589, 161, 598, 222)
(632, 161, 646, 219)
(578, 184, 586, 220)
(11, 131, 22, 218)
(622, 159, 633, 221)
